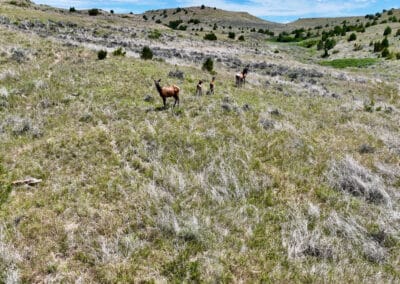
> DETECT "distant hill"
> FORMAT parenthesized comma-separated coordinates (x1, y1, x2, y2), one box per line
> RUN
(141, 6, 285, 33)
(142, 6, 400, 34)
(288, 8, 400, 30)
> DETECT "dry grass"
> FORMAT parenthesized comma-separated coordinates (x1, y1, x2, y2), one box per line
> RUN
(0, 3, 399, 282)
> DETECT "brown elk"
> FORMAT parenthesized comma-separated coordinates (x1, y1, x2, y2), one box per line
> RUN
(235, 67, 249, 88)
(207, 76, 215, 95)
(196, 80, 203, 96)
(154, 79, 180, 108)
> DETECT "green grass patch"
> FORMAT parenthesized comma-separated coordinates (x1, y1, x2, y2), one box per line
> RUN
(319, 58, 378, 69)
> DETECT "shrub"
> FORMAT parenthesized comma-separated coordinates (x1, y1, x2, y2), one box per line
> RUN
(228, 32, 235, 39)
(168, 19, 183, 30)
(143, 15, 148, 20)
(110, 10, 114, 14)
(383, 26, 392, 36)
(202, 58, 214, 73)
(381, 48, 390, 58)
(396, 52, 400, 60)
(373, 41, 382, 52)
(321, 38, 336, 57)
(348, 33, 357, 42)
(381, 37, 389, 48)
(374, 37, 389, 52)
(148, 29, 161, 39)
(97, 50, 107, 60)
(201, 4, 205, 9)
(204, 33, 217, 40)
(112, 47, 126, 56)
(317, 40, 324, 50)
(155, 19, 162, 24)
(69, 7, 76, 12)
(353, 43, 363, 51)
(238, 35, 245, 41)
(141, 46, 153, 60)
(396, 29, 400, 37)
(188, 19, 200, 24)
(88, 8, 100, 16)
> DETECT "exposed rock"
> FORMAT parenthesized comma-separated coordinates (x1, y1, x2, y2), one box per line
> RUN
(221, 103, 232, 112)
(168, 70, 184, 79)
(144, 94, 154, 102)
(259, 118, 275, 130)
(358, 144, 375, 154)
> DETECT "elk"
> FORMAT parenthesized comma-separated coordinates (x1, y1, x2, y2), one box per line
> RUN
(196, 80, 203, 96)
(154, 79, 180, 108)
(235, 67, 249, 88)
(207, 76, 215, 95)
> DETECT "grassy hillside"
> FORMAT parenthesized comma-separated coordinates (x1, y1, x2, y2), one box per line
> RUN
(0, 1, 400, 282)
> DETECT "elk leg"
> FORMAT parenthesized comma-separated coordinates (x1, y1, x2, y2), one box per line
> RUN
(163, 97, 166, 108)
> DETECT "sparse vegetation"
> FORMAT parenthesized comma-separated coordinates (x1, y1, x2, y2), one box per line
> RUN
(238, 35, 245, 41)
(228, 32, 235, 39)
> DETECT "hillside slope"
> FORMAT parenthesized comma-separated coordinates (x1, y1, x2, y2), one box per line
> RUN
(0, 1, 400, 283)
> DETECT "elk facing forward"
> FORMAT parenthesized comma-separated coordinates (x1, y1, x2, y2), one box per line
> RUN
(207, 76, 215, 95)
(235, 67, 249, 88)
(154, 79, 180, 108)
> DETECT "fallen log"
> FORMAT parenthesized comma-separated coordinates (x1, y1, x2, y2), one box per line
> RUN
(11, 177, 42, 186)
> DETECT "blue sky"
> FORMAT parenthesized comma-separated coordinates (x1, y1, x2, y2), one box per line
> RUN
(33, 0, 399, 23)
